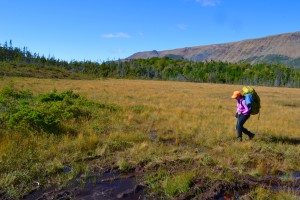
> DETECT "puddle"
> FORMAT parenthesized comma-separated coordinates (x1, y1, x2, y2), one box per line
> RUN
(149, 130, 176, 145)
(23, 170, 145, 200)
(149, 130, 158, 142)
(258, 172, 300, 194)
(278, 171, 300, 180)
(72, 173, 144, 200)
(290, 171, 300, 179)
(63, 166, 73, 173)
(271, 185, 300, 192)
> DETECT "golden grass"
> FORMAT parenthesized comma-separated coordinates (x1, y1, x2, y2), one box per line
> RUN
(0, 77, 299, 197)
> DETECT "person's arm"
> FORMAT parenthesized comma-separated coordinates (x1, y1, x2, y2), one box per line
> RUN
(241, 99, 250, 114)
(235, 102, 240, 118)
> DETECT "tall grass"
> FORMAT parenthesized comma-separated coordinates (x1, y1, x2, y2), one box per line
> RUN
(0, 77, 299, 198)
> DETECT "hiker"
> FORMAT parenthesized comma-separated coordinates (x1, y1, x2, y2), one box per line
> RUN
(231, 91, 255, 141)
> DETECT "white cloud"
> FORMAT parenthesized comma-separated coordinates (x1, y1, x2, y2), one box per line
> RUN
(176, 23, 188, 30)
(196, 0, 220, 6)
(101, 32, 130, 38)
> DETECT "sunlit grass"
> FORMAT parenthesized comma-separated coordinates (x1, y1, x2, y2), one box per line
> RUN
(0, 77, 299, 198)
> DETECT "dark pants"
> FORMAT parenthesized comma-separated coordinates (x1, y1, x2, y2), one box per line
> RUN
(236, 114, 253, 139)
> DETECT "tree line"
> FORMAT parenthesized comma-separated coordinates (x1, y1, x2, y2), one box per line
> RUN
(1, 41, 300, 87)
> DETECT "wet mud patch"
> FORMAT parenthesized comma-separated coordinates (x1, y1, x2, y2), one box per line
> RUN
(23, 169, 146, 200)
(178, 174, 300, 200)
(16, 160, 300, 200)
(150, 129, 175, 144)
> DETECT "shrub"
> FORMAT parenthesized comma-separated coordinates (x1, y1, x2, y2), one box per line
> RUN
(37, 89, 79, 103)
(0, 87, 96, 134)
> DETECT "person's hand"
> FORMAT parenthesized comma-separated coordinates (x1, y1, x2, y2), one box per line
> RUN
(235, 112, 238, 118)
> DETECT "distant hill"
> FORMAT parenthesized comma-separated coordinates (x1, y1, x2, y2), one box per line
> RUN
(127, 31, 300, 68)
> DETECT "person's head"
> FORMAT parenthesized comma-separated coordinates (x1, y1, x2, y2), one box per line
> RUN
(231, 91, 241, 99)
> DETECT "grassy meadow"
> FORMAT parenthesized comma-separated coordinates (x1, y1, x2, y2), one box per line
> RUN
(0, 77, 299, 199)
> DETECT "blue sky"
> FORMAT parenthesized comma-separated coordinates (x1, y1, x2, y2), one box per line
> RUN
(1, 0, 300, 62)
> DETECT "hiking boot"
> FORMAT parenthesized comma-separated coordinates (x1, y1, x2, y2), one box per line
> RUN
(249, 133, 255, 140)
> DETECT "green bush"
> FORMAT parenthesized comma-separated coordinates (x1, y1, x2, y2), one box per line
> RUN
(0, 85, 32, 100)
(37, 89, 79, 103)
(0, 87, 95, 134)
(7, 105, 61, 133)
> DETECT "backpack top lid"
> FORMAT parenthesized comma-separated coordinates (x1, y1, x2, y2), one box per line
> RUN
(241, 86, 254, 95)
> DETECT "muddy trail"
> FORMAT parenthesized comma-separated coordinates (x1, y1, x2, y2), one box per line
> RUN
(21, 168, 146, 200)
(179, 174, 300, 199)
(17, 164, 300, 200)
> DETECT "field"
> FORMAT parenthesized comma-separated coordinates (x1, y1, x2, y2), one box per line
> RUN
(0, 77, 299, 199)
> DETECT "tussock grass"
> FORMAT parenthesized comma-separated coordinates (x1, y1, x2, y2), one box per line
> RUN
(162, 171, 194, 197)
(0, 77, 299, 198)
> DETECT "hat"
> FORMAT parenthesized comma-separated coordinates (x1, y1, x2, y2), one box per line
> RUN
(231, 91, 241, 98)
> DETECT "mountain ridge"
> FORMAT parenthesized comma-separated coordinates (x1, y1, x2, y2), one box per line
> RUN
(126, 31, 300, 68)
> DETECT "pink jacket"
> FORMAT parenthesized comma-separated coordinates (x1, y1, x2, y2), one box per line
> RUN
(236, 97, 250, 115)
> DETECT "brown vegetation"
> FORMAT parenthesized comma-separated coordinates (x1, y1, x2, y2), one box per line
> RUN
(0, 77, 299, 199)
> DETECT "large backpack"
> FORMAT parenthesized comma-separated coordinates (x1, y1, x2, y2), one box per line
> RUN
(241, 86, 261, 116)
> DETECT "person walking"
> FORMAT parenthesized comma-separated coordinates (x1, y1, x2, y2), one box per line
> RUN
(231, 91, 255, 141)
